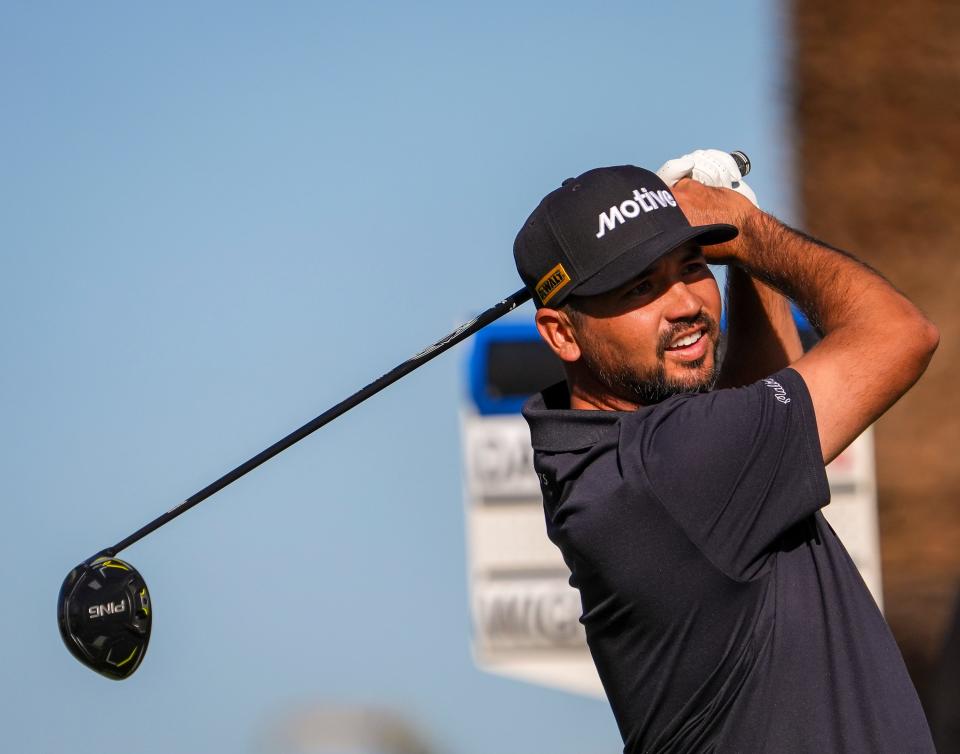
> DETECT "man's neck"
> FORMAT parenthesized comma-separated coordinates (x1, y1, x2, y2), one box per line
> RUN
(568, 379, 641, 412)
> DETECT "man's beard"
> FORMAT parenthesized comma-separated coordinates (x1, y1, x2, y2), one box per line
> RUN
(578, 313, 721, 405)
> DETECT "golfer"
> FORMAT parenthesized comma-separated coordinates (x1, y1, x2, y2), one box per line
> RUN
(514, 150, 938, 752)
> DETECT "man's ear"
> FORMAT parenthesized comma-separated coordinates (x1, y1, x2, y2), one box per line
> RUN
(535, 307, 582, 363)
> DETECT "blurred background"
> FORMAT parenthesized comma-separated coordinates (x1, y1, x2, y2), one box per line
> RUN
(1, 1, 957, 752)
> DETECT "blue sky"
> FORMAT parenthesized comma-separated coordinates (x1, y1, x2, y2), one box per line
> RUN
(1, 2, 793, 752)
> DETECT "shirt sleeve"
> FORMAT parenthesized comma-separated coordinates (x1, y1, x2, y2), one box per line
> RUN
(619, 367, 831, 580)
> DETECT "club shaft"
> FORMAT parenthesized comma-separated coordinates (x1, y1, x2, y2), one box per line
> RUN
(96, 287, 532, 558)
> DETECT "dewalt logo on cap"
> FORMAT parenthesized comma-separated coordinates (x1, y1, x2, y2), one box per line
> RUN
(536, 263, 571, 305)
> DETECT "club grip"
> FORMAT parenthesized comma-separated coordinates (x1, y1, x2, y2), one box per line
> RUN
(730, 150, 751, 178)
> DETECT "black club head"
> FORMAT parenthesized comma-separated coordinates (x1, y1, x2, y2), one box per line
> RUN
(57, 557, 151, 680)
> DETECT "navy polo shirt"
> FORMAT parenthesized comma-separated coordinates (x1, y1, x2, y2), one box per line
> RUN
(523, 367, 933, 753)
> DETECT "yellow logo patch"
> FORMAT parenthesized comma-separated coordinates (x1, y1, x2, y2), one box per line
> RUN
(535, 263, 571, 305)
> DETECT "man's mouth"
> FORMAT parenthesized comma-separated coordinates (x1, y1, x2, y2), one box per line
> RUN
(667, 330, 704, 349)
(664, 327, 709, 360)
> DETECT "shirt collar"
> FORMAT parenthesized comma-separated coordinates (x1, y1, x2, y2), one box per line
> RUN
(522, 381, 629, 452)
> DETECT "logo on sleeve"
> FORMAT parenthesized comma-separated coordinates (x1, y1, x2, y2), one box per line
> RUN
(762, 378, 792, 404)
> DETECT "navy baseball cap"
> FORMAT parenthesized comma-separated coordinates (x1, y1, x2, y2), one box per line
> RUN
(513, 165, 738, 308)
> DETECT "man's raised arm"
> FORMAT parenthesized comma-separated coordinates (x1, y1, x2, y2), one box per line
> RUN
(675, 178, 939, 464)
(715, 267, 804, 388)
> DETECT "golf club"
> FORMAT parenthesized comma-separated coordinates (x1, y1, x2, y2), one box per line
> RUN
(58, 152, 751, 680)
(58, 287, 531, 679)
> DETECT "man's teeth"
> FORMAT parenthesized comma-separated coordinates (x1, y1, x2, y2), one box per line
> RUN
(671, 331, 703, 348)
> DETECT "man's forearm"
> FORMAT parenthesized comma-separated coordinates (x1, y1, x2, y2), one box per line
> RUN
(716, 266, 804, 389)
(732, 212, 924, 338)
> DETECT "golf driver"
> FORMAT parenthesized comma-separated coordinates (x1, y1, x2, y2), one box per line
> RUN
(58, 152, 751, 680)
(58, 558, 151, 680)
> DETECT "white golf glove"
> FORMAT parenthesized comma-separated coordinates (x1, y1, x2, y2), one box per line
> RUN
(656, 148, 759, 207)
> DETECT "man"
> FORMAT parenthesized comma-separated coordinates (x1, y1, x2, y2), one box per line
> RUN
(513, 150, 939, 752)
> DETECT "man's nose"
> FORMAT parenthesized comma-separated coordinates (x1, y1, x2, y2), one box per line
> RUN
(663, 281, 702, 321)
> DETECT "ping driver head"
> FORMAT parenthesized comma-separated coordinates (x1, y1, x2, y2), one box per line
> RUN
(57, 557, 151, 680)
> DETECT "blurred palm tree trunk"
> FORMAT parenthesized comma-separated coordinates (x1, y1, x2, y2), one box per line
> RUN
(790, 0, 960, 703)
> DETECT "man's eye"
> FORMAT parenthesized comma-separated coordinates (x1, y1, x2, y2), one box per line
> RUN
(683, 262, 706, 275)
(627, 281, 652, 296)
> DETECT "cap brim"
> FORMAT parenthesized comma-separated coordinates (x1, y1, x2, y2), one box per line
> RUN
(571, 222, 738, 299)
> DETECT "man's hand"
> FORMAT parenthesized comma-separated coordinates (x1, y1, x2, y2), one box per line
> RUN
(658, 149, 761, 262)
(670, 179, 759, 263)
